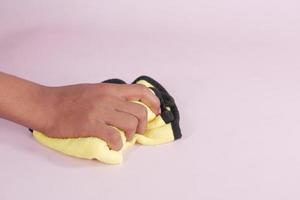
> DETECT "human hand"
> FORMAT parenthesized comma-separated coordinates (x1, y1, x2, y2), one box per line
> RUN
(40, 83, 160, 151)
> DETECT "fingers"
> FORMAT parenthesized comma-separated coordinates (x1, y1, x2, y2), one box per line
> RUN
(103, 109, 138, 141)
(81, 83, 161, 148)
(117, 84, 161, 115)
(107, 98, 148, 134)
(116, 101, 148, 134)
(87, 95, 148, 145)
(85, 123, 123, 151)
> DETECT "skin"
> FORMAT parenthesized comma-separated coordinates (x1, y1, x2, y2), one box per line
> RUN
(0, 72, 161, 151)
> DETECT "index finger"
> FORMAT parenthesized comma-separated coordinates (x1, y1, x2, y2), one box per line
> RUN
(117, 84, 161, 115)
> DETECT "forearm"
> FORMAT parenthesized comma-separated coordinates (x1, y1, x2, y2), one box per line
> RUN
(0, 72, 54, 130)
(0, 71, 162, 150)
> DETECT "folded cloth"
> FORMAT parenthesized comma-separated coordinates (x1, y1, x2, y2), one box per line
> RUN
(30, 76, 181, 164)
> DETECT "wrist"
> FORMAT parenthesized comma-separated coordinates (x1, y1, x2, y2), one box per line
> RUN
(29, 85, 60, 133)
(0, 72, 59, 133)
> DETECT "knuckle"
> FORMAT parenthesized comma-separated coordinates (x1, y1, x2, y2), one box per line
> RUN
(89, 100, 99, 111)
(125, 116, 138, 132)
(141, 86, 149, 95)
(97, 84, 118, 96)
(108, 131, 121, 144)
(86, 108, 98, 121)
(98, 95, 112, 102)
(98, 96, 117, 106)
(97, 83, 111, 91)
(137, 106, 147, 120)
(135, 84, 148, 94)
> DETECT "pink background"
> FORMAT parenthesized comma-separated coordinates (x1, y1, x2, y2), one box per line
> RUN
(0, 0, 300, 199)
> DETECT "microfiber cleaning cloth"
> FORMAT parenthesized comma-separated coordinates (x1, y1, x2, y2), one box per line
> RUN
(30, 76, 181, 164)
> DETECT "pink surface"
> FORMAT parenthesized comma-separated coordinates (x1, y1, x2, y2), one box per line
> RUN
(0, 0, 300, 199)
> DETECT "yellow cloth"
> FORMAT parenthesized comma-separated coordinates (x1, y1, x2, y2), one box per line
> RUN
(32, 80, 176, 164)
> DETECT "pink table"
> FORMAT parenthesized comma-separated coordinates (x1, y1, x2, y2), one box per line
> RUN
(1, 0, 300, 199)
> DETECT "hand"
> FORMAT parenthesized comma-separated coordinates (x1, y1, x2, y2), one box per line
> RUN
(40, 83, 161, 151)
